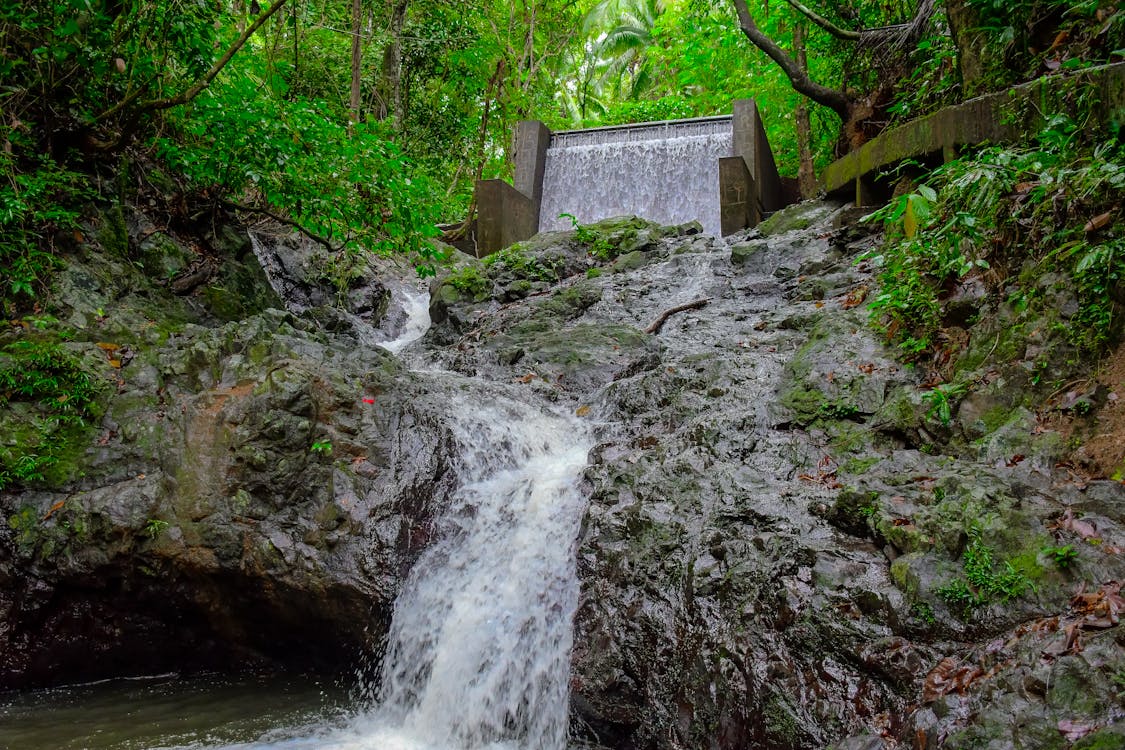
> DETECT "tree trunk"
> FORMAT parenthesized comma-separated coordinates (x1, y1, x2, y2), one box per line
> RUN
(794, 22, 816, 198)
(378, 0, 409, 127)
(350, 0, 362, 124)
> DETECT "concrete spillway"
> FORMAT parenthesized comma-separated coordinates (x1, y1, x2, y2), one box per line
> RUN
(537, 118, 734, 236)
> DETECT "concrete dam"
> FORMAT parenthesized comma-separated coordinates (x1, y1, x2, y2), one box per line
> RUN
(476, 99, 790, 254)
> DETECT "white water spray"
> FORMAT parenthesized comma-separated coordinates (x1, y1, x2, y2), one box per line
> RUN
(198, 286, 591, 750)
(538, 118, 734, 236)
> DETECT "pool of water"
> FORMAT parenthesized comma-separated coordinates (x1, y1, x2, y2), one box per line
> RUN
(0, 672, 352, 750)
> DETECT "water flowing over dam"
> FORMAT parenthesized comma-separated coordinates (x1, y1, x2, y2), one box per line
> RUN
(537, 118, 734, 236)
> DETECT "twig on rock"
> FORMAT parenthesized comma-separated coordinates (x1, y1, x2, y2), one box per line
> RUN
(645, 298, 710, 334)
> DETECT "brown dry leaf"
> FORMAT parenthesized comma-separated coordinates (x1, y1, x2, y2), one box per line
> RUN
(42, 500, 66, 521)
(517, 373, 536, 384)
(1084, 211, 1113, 234)
(575, 404, 592, 417)
(96, 342, 120, 352)
(814, 301, 825, 309)
(1070, 581, 1124, 629)
(108, 359, 121, 369)
(923, 656, 984, 702)
(1051, 508, 1100, 541)
(858, 362, 876, 374)
(842, 286, 869, 309)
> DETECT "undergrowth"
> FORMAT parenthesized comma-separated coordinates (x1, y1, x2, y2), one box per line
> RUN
(0, 339, 104, 490)
(863, 115, 1125, 361)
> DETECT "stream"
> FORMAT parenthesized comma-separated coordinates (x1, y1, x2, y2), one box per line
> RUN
(0, 283, 592, 750)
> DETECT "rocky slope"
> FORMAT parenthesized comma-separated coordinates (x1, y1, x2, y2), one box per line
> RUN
(2, 202, 1123, 748)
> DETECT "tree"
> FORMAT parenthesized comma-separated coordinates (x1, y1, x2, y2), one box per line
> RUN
(730, 0, 936, 148)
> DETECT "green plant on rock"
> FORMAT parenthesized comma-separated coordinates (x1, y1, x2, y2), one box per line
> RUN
(937, 523, 1034, 617)
(144, 519, 170, 539)
(1043, 543, 1078, 569)
(922, 382, 968, 427)
(443, 264, 492, 301)
(0, 339, 104, 490)
(481, 244, 560, 283)
(310, 439, 333, 455)
(865, 128, 1125, 362)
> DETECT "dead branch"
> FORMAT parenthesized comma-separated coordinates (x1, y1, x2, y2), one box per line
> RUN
(645, 298, 710, 335)
(783, 0, 860, 41)
(220, 200, 341, 253)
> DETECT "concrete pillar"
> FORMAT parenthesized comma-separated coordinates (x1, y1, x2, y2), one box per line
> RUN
(475, 179, 538, 256)
(512, 120, 551, 227)
(719, 156, 760, 235)
(733, 99, 783, 214)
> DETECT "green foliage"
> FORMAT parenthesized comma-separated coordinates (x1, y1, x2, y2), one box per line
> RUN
(922, 382, 968, 427)
(481, 245, 561, 282)
(0, 339, 103, 490)
(0, 150, 91, 312)
(937, 523, 1034, 616)
(1043, 543, 1079, 568)
(865, 119, 1125, 359)
(156, 71, 441, 273)
(310, 439, 333, 455)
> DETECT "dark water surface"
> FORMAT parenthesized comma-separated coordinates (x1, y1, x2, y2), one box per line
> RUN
(0, 672, 350, 750)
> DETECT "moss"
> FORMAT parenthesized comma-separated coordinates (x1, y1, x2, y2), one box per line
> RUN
(442, 264, 492, 302)
(762, 692, 800, 745)
(842, 456, 881, 474)
(1073, 728, 1125, 750)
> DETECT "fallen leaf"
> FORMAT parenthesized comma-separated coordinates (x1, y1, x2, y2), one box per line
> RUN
(814, 301, 825, 308)
(1084, 210, 1113, 233)
(42, 500, 66, 521)
(517, 373, 536, 384)
(576, 405, 591, 417)
(96, 342, 120, 352)
(362, 397, 375, 404)
(108, 359, 121, 368)
(842, 286, 868, 309)
(923, 656, 984, 702)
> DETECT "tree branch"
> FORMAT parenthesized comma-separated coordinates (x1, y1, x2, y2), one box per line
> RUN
(138, 0, 290, 113)
(782, 0, 860, 41)
(645, 299, 710, 334)
(220, 200, 341, 253)
(731, 0, 852, 119)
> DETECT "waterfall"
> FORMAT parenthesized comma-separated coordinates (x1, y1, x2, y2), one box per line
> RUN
(352, 384, 591, 750)
(538, 117, 733, 236)
(199, 289, 592, 750)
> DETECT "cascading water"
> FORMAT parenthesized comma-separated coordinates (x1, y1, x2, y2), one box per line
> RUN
(345, 386, 591, 750)
(538, 117, 733, 236)
(188, 284, 591, 750)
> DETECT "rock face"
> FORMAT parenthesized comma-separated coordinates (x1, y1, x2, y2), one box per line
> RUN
(0, 218, 457, 687)
(3, 206, 1123, 748)
(426, 209, 1125, 749)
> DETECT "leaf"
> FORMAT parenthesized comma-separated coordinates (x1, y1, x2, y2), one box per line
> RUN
(576, 404, 591, 417)
(1084, 211, 1113, 233)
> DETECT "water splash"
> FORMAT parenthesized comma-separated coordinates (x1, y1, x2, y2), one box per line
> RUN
(377, 284, 432, 354)
(185, 301, 590, 750)
(539, 120, 734, 236)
